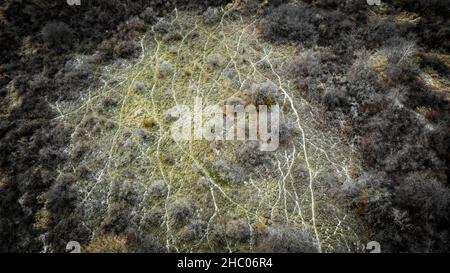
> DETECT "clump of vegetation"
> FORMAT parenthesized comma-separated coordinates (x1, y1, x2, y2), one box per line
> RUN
(148, 180, 168, 198)
(159, 60, 174, 78)
(226, 219, 251, 243)
(154, 20, 174, 34)
(41, 21, 73, 47)
(207, 53, 223, 68)
(246, 80, 279, 106)
(256, 226, 318, 253)
(140, 7, 158, 24)
(85, 234, 129, 253)
(236, 141, 271, 168)
(142, 118, 158, 128)
(134, 81, 146, 92)
(203, 7, 221, 25)
(209, 160, 249, 184)
(261, 2, 318, 47)
(46, 174, 77, 216)
(101, 203, 133, 234)
(171, 199, 195, 225)
(178, 219, 207, 242)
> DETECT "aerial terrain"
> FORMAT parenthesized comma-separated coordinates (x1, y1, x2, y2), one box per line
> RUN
(0, 0, 449, 253)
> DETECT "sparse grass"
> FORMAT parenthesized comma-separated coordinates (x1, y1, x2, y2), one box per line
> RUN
(85, 234, 129, 253)
(55, 10, 366, 252)
(369, 50, 389, 80)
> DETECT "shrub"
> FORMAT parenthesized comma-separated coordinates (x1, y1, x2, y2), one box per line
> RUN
(225, 219, 251, 242)
(41, 21, 73, 47)
(392, 0, 450, 14)
(256, 225, 318, 253)
(46, 174, 77, 216)
(395, 172, 450, 222)
(203, 7, 221, 25)
(261, 3, 318, 47)
(208, 224, 226, 245)
(359, 170, 450, 252)
(383, 144, 441, 173)
(357, 19, 401, 50)
(175, 0, 230, 9)
(312, 0, 368, 21)
(178, 219, 207, 242)
(148, 180, 168, 198)
(126, 228, 165, 253)
(101, 203, 132, 234)
(322, 86, 349, 110)
(236, 141, 271, 167)
(313, 0, 341, 9)
(246, 80, 279, 106)
(139, 7, 158, 24)
(153, 20, 173, 34)
(159, 60, 174, 78)
(162, 31, 183, 42)
(288, 50, 322, 78)
(316, 10, 353, 46)
(207, 53, 223, 68)
(85, 234, 128, 253)
(143, 207, 164, 228)
(161, 110, 177, 124)
(210, 159, 249, 183)
(345, 51, 382, 102)
(102, 97, 119, 112)
(117, 182, 142, 207)
(134, 81, 145, 92)
(171, 199, 194, 225)
(46, 215, 91, 252)
(278, 120, 300, 147)
(113, 41, 138, 58)
(383, 38, 420, 86)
